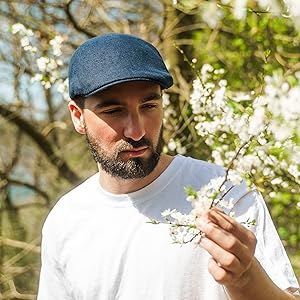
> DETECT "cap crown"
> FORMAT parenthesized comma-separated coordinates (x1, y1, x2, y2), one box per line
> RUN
(68, 33, 173, 99)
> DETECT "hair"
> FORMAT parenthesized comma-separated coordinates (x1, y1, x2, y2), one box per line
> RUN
(72, 96, 85, 109)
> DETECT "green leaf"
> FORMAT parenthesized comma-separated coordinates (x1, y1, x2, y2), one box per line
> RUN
(184, 185, 197, 198)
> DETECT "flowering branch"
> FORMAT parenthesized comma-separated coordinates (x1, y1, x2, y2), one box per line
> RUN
(172, 0, 300, 30)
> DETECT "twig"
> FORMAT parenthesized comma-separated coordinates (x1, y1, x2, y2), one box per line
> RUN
(210, 138, 252, 209)
(0, 237, 40, 254)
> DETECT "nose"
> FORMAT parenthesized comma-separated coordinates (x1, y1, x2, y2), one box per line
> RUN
(123, 112, 145, 141)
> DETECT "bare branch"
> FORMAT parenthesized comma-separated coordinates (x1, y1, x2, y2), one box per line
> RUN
(65, 0, 96, 38)
(1, 237, 40, 271)
(4, 177, 50, 205)
(0, 237, 40, 254)
(0, 104, 80, 184)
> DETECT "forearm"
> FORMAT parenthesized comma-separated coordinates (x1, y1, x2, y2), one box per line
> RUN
(225, 258, 299, 300)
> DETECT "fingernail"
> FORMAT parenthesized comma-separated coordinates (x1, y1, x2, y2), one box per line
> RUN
(196, 217, 207, 229)
(199, 236, 208, 246)
(192, 209, 203, 216)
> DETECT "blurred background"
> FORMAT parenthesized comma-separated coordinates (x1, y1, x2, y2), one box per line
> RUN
(0, 0, 299, 298)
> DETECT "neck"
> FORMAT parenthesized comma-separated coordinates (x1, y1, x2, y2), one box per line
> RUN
(98, 154, 174, 194)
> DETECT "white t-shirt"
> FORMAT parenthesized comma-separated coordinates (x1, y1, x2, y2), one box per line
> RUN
(37, 155, 299, 300)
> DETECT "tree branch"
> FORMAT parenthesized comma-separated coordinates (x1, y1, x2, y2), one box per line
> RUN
(0, 237, 40, 254)
(0, 105, 80, 184)
(5, 177, 50, 205)
(65, 0, 96, 38)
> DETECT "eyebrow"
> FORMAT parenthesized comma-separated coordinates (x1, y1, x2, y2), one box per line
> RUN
(94, 93, 162, 108)
(141, 93, 162, 103)
(94, 99, 121, 109)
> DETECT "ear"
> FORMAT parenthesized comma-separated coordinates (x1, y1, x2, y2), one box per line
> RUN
(68, 100, 86, 134)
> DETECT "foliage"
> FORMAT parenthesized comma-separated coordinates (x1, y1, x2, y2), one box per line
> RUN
(164, 1, 300, 254)
(0, 0, 299, 298)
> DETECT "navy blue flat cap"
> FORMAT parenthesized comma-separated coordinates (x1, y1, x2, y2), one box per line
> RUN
(68, 33, 173, 99)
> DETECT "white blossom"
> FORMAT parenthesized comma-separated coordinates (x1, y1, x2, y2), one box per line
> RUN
(44, 81, 51, 89)
(20, 36, 30, 47)
(172, 0, 300, 29)
(271, 178, 283, 185)
(218, 197, 234, 210)
(167, 139, 186, 154)
(12, 23, 26, 34)
(234, 0, 248, 19)
(168, 139, 176, 151)
(176, 144, 187, 155)
(248, 106, 265, 135)
(201, 64, 214, 80)
(287, 165, 300, 179)
(162, 93, 170, 107)
(269, 121, 292, 141)
(212, 149, 224, 166)
(161, 209, 177, 217)
(36, 57, 49, 72)
(56, 79, 69, 101)
(235, 154, 261, 173)
(201, 2, 223, 28)
(158, 173, 255, 244)
(49, 35, 64, 56)
(12, 23, 36, 53)
(31, 73, 43, 83)
(228, 170, 243, 185)
(160, 208, 200, 244)
(284, 0, 300, 29)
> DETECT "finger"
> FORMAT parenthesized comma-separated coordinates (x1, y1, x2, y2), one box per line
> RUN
(195, 207, 256, 249)
(192, 206, 223, 217)
(207, 209, 256, 251)
(200, 236, 243, 274)
(194, 206, 249, 240)
(196, 216, 253, 264)
(207, 257, 234, 285)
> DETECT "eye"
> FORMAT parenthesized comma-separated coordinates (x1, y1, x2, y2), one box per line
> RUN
(101, 108, 124, 115)
(102, 108, 122, 115)
(141, 103, 159, 110)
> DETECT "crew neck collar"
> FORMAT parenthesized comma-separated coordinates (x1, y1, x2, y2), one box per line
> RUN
(95, 155, 185, 207)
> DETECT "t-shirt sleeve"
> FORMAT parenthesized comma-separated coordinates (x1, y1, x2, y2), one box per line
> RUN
(37, 212, 73, 300)
(242, 190, 299, 294)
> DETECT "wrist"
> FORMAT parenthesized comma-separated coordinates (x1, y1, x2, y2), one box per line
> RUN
(229, 257, 255, 288)
(224, 258, 258, 299)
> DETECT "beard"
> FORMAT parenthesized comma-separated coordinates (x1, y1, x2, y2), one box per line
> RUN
(85, 127, 163, 180)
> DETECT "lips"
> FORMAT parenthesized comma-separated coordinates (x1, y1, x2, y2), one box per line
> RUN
(121, 147, 148, 158)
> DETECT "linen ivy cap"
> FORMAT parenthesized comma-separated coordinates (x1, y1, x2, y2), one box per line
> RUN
(68, 33, 173, 99)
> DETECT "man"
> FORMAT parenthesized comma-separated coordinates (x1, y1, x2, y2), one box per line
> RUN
(37, 33, 299, 299)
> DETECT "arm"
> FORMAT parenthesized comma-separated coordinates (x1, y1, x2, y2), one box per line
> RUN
(226, 258, 299, 299)
(37, 218, 73, 300)
(193, 208, 299, 300)
(37, 240, 72, 300)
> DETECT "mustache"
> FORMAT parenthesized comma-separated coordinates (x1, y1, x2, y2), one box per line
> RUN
(117, 138, 152, 152)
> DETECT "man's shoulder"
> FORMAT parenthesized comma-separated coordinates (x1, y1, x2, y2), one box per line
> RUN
(178, 155, 258, 211)
(42, 172, 99, 231)
(179, 155, 225, 178)
(62, 172, 99, 201)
